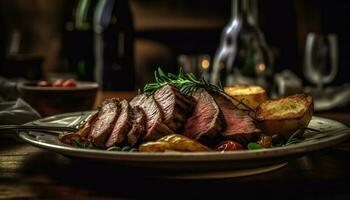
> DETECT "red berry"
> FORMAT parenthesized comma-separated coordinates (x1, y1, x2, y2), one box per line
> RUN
(215, 141, 244, 151)
(62, 79, 77, 87)
(52, 79, 64, 87)
(37, 81, 51, 87)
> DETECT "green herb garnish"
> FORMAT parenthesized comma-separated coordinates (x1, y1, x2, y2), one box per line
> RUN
(249, 129, 305, 150)
(107, 146, 122, 151)
(247, 143, 263, 150)
(143, 68, 223, 95)
(106, 146, 138, 152)
(272, 129, 304, 148)
(284, 129, 303, 146)
(72, 138, 87, 148)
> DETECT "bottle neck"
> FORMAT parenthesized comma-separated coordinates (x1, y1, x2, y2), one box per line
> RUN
(75, 0, 94, 30)
(231, 0, 258, 26)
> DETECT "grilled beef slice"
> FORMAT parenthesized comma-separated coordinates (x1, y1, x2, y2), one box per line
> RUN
(211, 92, 261, 144)
(105, 100, 132, 147)
(75, 111, 99, 139)
(127, 106, 147, 146)
(154, 85, 195, 132)
(130, 93, 174, 141)
(184, 88, 225, 143)
(90, 98, 120, 147)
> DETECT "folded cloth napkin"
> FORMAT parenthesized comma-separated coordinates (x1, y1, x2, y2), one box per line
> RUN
(0, 98, 41, 125)
(0, 77, 41, 125)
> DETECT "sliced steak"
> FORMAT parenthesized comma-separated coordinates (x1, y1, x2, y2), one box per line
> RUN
(154, 85, 195, 132)
(130, 93, 174, 141)
(211, 92, 261, 145)
(76, 111, 99, 139)
(127, 106, 147, 146)
(105, 100, 132, 147)
(184, 88, 225, 143)
(90, 98, 120, 147)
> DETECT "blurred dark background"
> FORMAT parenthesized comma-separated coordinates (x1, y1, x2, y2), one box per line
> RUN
(0, 0, 349, 90)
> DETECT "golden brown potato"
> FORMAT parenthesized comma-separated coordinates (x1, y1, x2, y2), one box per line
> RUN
(139, 134, 212, 152)
(255, 93, 313, 137)
(224, 85, 268, 110)
(139, 141, 172, 152)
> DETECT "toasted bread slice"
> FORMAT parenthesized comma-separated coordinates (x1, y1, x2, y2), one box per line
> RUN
(224, 85, 268, 110)
(256, 93, 313, 137)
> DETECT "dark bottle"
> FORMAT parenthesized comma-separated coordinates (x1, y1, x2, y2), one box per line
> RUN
(0, 10, 5, 74)
(211, 0, 273, 90)
(94, 0, 135, 91)
(61, 0, 97, 81)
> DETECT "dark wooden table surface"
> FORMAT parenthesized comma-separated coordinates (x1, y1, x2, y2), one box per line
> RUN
(1, 92, 350, 199)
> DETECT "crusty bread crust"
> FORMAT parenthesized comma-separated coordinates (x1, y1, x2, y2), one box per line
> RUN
(255, 94, 314, 136)
(256, 94, 313, 121)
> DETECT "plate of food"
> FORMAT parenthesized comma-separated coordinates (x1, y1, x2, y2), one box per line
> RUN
(19, 69, 350, 179)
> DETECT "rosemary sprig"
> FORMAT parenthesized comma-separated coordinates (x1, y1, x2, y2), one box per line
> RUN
(272, 129, 304, 148)
(284, 129, 303, 146)
(143, 68, 222, 95)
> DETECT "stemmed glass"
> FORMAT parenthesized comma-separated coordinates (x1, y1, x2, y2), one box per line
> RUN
(304, 33, 338, 93)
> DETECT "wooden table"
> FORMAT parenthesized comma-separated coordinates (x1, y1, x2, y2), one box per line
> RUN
(1, 92, 350, 199)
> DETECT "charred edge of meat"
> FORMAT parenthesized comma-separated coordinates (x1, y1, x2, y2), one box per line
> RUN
(154, 85, 196, 132)
(184, 88, 226, 146)
(143, 121, 175, 142)
(99, 98, 120, 108)
(130, 93, 159, 130)
(127, 106, 146, 147)
(59, 111, 99, 146)
(76, 111, 99, 139)
(129, 93, 149, 108)
(210, 91, 261, 146)
(196, 108, 226, 147)
(130, 93, 174, 141)
(105, 100, 132, 147)
(89, 98, 121, 148)
(171, 86, 196, 115)
(170, 88, 196, 124)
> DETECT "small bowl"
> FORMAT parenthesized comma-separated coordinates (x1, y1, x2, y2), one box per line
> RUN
(19, 81, 99, 117)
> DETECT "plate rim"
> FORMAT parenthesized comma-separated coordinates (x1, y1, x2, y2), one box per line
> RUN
(19, 112, 350, 162)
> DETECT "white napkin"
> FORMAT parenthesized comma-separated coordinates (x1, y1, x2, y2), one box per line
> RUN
(0, 98, 41, 125)
(0, 77, 41, 125)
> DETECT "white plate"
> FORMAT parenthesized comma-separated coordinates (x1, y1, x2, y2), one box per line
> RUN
(19, 112, 350, 179)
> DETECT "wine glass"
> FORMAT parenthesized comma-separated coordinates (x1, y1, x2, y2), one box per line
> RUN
(304, 33, 338, 93)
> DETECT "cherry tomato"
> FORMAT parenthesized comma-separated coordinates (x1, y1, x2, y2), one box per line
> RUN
(62, 79, 77, 87)
(37, 81, 51, 87)
(52, 79, 64, 87)
(215, 140, 244, 151)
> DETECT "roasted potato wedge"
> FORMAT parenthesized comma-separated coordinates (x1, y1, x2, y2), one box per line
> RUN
(255, 93, 313, 137)
(139, 134, 212, 152)
(224, 85, 268, 110)
(138, 141, 173, 152)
